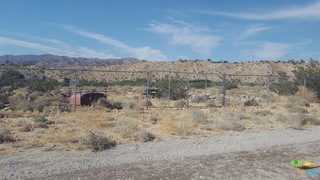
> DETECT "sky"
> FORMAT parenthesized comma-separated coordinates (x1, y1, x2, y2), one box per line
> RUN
(0, 0, 320, 62)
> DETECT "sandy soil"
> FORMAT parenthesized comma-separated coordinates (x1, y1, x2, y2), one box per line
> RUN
(1, 127, 320, 180)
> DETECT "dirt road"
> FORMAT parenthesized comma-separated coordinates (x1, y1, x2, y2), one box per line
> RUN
(1, 127, 320, 180)
(48, 140, 320, 180)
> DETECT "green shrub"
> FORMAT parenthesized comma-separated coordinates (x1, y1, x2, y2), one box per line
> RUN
(293, 62, 320, 97)
(226, 83, 238, 90)
(0, 69, 25, 88)
(82, 131, 115, 151)
(244, 100, 259, 106)
(0, 130, 15, 143)
(270, 71, 298, 95)
(155, 75, 187, 100)
(175, 100, 187, 109)
(28, 78, 58, 92)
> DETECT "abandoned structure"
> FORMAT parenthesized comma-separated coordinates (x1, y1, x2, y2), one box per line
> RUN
(69, 92, 106, 106)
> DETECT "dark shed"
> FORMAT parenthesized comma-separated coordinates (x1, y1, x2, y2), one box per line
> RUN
(69, 92, 106, 106)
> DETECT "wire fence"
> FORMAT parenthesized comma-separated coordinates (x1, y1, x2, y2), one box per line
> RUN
(0, 66, 317, 112)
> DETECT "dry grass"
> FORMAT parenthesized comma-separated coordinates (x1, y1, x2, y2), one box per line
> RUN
(115, 117, 139, 138)
(1, 84, 320, 154)
(158, 111, 196, 136)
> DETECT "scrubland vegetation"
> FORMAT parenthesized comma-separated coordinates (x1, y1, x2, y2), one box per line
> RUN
(1, 62, 320, 154)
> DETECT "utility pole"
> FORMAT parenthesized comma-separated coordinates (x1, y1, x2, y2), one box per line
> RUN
(73, 70, 77, 112)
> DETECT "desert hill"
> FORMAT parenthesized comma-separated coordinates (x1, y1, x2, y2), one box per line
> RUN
(24, 61, 306, 83)
(0, 54, 145, 67)
(0, 54, 309, 83)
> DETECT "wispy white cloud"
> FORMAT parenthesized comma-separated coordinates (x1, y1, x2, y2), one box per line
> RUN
(252, 42, 292, 60)
(0, 36, 70, 54)
(54, 24, 167, 61)
(77, 47, 115, 59)
(198, 2, 320, 20)
(148, 20, 220, 56)
(242, 40, 311, 60)
(0, 36, 117, 59)
(235, 24, 272, 42)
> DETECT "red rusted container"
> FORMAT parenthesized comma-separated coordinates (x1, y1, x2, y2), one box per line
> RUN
(69, 93, 82, 106)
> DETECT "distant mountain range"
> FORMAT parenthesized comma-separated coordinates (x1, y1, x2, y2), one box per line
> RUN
(0, 54, 146, 67)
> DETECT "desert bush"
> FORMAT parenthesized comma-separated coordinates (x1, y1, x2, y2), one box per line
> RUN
(115, 118, 139, 138)
(11, 100, 33, 112)
(19, 122, 32, 132)
(293, 62, 320, 97)
(301, 117, 320, 125)
(283, 103, 294, 109)
(34, 99, 51, 112)
(0, 69, 25, 89)
(244, 100, 259, 106)
(155, 75, 187, 100)
(175, 100, 187, 109)
(0, 129, 15, 143)
(131, 131, 155, 142)
(190, 80, 206, 89)
(27, 91, 43, 101)
(270, 71, 298, 95)
(286, 113, 310, 128)
(288, 106, 308, 114)
(206, 101, 216, 107)
(275, 114, 289, 123)
(32, 122, 49, 129)
(28, 78, 59, 92)
(226, 82, 238, 90)
(295, 86, 318, 103)
(145, 100, 153, 108)
(0, 93, 8, 104)
(216, 120, 245, 131)
(82, 131, 115, 151)
(192, 95, 208, 103)
(186, 109, 208, 124)
(286, 95, 313, 107)
(33, 115, 48, 123)
(253, 110, 273, 116)
(148, 115, 158, 124)
(97, 98, 122, 110)
(122, 99, 137, 110)
(109, 78, 147, 86)
(159, 115, 194, 136)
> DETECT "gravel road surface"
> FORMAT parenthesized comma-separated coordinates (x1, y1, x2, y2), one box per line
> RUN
(1, 127, 320, 179)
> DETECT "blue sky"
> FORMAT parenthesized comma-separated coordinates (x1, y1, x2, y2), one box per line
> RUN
(0, 0, 320, 61)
